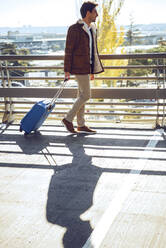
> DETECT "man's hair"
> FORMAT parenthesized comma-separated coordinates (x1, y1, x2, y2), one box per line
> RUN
(80, 1, 98, 18)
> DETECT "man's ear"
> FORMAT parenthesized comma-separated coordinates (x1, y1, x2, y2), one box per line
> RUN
(86, 10, 91, 16)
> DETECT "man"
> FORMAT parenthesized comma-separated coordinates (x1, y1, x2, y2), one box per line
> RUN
(62, 1, 104, 133)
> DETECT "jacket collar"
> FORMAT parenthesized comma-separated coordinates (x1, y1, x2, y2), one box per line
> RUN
(77, 19, 96, 35)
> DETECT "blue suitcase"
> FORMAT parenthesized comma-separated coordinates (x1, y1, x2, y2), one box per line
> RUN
(20, 79, 67, 135)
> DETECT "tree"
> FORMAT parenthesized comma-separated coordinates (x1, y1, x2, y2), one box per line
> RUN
(124, 44, 166, 87)
(125, 49, 151, 87)
(125, 15, 142, 47)
(96, 0, 127, 87)
(146, 44, 166, 75)
(126, 14, 134, 47)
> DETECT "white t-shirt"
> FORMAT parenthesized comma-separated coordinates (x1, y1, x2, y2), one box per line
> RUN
(82, 21, 93, 64)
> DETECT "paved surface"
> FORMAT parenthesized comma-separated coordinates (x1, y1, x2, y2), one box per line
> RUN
(0, 123, 166, 248)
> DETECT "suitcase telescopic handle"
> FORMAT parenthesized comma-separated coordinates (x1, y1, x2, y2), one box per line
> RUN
(49, 78, 68, 107)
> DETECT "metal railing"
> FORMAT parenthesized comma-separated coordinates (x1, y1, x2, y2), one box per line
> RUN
(0, 53, 166, 128)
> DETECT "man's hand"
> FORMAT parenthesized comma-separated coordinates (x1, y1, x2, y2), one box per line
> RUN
(65, 72, 70, 81)
(90, 74, 94, 80)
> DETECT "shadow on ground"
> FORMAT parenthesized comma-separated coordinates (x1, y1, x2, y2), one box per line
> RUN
(46, 133, 99, 248)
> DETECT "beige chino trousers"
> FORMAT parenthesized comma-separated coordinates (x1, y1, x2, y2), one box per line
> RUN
(65, 74, 91, 127)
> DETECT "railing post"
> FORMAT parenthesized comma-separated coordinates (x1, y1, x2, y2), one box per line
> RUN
(156, 58, 166, 129)
(0, 61, 8, 124)
(162, 58, 166, 129)
(155, 59, 161, 128)
(1, 61, 15, 124)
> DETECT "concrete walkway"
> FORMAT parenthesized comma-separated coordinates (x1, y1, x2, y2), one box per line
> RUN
(0, 123, 166, 248)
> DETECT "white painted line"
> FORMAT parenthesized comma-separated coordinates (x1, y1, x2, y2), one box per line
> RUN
(82, 129, 164, 248)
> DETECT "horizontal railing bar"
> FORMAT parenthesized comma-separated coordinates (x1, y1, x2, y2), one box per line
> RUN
(0, 113, 157, 123)
(0, 55, 64, 61)
(0, 53, 166, 61)
(0, 76, 67, 80)
(53, 118, 157, 123)
(1, 88, 166, 99)
(0, 107, 161, 113)
(100, 53, 166, 60)
(0, 109, 146, 114)
(9, 110, 164, 117)
(0, 66, 64, 70)
(104, 65, 166, 69)
(0, 107, 161, 112)
(3, 104, 159, 111)
(0, 76, 164, 80)
(0, 101, 162, 106)
(8, 107, 159, 111)
(1, 65, 166, 70)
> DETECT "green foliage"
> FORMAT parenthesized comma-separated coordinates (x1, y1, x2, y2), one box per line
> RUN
(147, 44, 166, 53)
(126, 45, 166, 79)
(127, 49, 150, 77)
(146, 45, 166, 70)
(125, 15, 142, 46)
(124, 44, 166, 88)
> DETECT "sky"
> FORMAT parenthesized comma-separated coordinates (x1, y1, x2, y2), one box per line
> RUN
(0, 0, 166, 27)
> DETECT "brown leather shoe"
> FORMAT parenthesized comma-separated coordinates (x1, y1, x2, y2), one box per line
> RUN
(62, 118, 77, 133)
(77, 125, 96, 133)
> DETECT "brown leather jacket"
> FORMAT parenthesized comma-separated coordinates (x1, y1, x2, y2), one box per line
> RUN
(64, 20, 104, 75)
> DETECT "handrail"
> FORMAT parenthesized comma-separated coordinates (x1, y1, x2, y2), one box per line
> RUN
(0, 65, 166, 70)
(1, 87, 166, 99)
(0, 76, 164, 81)
(0, 53, 166, 60)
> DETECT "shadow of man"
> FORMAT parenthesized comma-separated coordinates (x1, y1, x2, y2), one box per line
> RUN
(46, 133, 104, 248)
